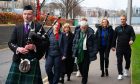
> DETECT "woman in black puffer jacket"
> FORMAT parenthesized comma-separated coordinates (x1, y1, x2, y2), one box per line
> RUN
(95, 19, 114, 77)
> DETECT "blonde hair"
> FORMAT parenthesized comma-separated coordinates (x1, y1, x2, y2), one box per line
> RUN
(101, 19, 109, 27)
(62, 23, 72, 32)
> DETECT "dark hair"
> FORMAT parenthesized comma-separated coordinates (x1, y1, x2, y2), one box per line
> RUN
(23, 5, 33, 11)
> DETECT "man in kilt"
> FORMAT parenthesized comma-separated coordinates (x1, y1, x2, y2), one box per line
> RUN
(5, 5, 48, 84)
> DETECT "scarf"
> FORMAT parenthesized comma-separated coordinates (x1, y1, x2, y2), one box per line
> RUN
(77, 31, 86, 64)
(55, 23, 61, 41)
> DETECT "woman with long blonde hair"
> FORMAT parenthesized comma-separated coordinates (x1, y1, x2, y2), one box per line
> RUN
(95, 19, 114, 77)
(59, 23, 74, 83)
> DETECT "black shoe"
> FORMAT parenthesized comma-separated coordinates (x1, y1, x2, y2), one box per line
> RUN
(67, 78, 70, 81)
(59, 79, 64, 84)
(101, 71, 104, 77)
(105, 69, 109, 76)
(67, 74, 71, 81)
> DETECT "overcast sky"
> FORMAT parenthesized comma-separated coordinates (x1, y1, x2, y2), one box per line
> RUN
(80, 0, 140, 10)
(45, 0, 140, 10)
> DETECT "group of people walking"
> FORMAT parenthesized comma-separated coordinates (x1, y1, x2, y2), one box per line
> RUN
(5, 5, 136, 84)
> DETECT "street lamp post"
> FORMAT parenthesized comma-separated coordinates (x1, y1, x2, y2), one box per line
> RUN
(127, 0, 132, 25)
(12, 0, 15, 12)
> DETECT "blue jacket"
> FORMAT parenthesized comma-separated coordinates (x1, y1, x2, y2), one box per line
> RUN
(45, 28, 67, 58)
(72, 27, 98, 61)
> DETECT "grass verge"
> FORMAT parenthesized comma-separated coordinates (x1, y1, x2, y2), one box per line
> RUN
(132, 34, 140, 84)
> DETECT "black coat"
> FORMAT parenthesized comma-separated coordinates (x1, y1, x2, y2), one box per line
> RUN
(72, 27, 98, 61)
(95, 25, 114, 50)
(64, 32, 74, 58)
(8, 22, 48, 62)
(62, 32, 74, 74)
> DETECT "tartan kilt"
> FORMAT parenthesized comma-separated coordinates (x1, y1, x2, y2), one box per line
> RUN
(5, 59, 43, 84)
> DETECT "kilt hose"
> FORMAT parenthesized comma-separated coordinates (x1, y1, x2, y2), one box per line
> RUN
(5, 59, 43, 84)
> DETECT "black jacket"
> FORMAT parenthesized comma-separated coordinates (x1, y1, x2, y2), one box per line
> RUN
(112, 24, 136, 48)
(8, 22, 48, 62)
(95, 25, 114, 50)
(72, 27, 98, 61)
(64, 32, 74, 58)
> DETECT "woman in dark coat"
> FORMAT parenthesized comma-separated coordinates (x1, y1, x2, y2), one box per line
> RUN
(95, 19, 114, 77)
(59, 23, 74, 83)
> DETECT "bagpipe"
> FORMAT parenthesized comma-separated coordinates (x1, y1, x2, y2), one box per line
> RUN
(46, 16, 61, 33)
(26, 13, 50, 45)
(27, 13, 61, 45)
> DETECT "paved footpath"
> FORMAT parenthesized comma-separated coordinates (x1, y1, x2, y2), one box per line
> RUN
(0, 48, 47, 84)
(56, 51, 131, 84)
(0, 48, 131, 84)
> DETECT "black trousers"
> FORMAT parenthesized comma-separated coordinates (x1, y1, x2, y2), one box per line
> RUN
(78, 51, 90, 84)
(60, 60, 66, 79)
(116, 47, 131, 75)
(99, 46, 110, 71)
(60, 57, 74, 79)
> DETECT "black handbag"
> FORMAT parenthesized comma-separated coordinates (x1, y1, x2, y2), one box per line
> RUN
(73, 63, 78, 72)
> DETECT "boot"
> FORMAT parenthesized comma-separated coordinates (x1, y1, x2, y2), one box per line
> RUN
(67, 74, 71, 81)
(105, 68, 109, 76)
(101, 70, 104, 77)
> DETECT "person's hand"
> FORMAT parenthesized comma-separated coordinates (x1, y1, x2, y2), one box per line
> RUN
(25, 44, 36, 50)
(112, 47, 116, 51)
(62, 56, 66, 60)
(17, 47, 29, 54)
(72, 55, 75, 58)
(129, 40, 133, 45)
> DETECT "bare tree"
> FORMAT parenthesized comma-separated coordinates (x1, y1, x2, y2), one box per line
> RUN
(46, 2, 61, 15)
(70, 4, 84, 18)
(53, 0, 85, 19)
